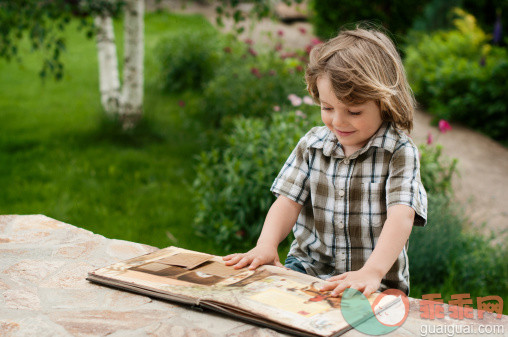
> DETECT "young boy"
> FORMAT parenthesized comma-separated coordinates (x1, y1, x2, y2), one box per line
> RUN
(223, 27, 427, 297)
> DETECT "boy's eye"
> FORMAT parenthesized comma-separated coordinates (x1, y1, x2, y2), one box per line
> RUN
(349, 110, 362, 116)
(321, 106, 333, 111)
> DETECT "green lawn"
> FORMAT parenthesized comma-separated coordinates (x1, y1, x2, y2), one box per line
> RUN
(0, 11, 218, 253)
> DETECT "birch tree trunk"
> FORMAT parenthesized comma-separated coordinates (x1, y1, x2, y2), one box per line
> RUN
(119, 0, 144, 130)
(94, 0, 144, 130)
(95, 14, 121, 116)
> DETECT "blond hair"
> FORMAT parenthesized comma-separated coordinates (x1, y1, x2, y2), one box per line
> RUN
(305, 27, 415, 132)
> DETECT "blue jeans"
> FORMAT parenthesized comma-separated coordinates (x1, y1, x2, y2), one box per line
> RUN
(284, 256, 307, 274)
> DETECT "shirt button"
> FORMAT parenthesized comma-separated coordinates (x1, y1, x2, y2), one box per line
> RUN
(340, 252, 346, 260)
(338, 221, 344, 229)
(343, 158, 350, 165)
(339, 189, 345, 197)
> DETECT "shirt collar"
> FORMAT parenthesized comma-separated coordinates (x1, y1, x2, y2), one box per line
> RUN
(307, 122, 400, 159)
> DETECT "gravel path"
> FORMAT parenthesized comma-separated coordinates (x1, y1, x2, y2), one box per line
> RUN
(155, 0, 508, 242)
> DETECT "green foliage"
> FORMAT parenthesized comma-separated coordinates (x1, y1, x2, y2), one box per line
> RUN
(192, 111, 319, 253)
(460, 0, 507, 44)
(412, 0, 463, 32)
(418, 144, 458, 196)
(0, 0, 123, 80)
(409, 194, 508, 312)
(0, 12, 222, 254)
(201, 46, 307, 128)
(309, 0, 428, 40)
(154, 29, 222, 92)
(213, 0, 303, 33)
(405, 9, 508, 141)
(193, 109, 459, 254)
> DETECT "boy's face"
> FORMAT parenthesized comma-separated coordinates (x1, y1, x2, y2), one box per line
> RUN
(317, 75, 383, 157)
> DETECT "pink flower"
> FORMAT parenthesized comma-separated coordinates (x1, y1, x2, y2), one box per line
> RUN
(288, 94, 303, 106)
(280, 52, 297, 59)
(273, 105, 281, 112)
(295, 110, 307, 118)
(303, 96, 314, 105)
(269, 69, 277, 76)
(274, 43, 283, 52)
(305, 38, 323, 54)
(310, 37, 323, 45)
(427, 132, 433, 145)
(438, 119, 452, 133)
(296, 65, 303, 72)
(250, 67, 261, 78)
(178, 100, 185, 107)
(298, 27, 307, 34)
(277, 30, 284, 37)
(223, 46, 232, 54)
(244, 38, 253, 45)
(248, 47, 257, 57)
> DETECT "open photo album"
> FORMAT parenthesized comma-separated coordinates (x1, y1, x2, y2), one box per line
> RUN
(87, 246, 400, 337)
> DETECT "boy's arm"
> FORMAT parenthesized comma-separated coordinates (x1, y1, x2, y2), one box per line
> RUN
(223, 195, 303, 270)
(321, 204, 414, 296)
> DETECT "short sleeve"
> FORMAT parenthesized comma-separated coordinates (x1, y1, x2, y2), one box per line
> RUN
(386, 142, 428, 226)
(270, 136, 311, 205)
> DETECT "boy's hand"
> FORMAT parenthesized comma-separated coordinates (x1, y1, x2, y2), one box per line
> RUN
(320, 267, 382, 297)
(223, 244, 284, 270)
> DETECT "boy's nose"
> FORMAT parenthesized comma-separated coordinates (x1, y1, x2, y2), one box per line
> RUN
(332, 112, 346, 128)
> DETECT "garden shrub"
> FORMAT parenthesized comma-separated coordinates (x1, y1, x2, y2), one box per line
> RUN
(418, 144, 458, 196)
(193, 98, 460, 253)
(192, 110, 320, 253)
(411, 0, 463, 32)
(409, 194, 508, 310)
(309, 0, 429, 41)
(412, 0, 508, 39)
(154, 29, 222, 92)
(201, 46, 307, 128)
(459, 0, 507, 45)
(405, 9, 508, 142)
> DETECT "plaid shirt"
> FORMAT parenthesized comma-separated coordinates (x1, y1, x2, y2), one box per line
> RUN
(271, 122, 427, 294)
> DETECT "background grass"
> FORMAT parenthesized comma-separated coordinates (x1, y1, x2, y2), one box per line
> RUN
(0, 12, 217, 253)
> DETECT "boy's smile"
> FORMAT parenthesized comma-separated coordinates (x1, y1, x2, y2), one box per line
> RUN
(317, 75, 383, 157)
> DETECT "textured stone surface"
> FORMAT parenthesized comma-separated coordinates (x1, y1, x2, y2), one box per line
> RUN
(3, 288, 41, 310)
(0, 215, 506, 337)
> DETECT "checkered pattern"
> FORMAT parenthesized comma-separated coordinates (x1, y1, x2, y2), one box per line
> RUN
(271, 122, 427, 294)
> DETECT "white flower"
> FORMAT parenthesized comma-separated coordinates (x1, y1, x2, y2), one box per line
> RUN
(287, 94, 302, 106)
(303, 96, 314, 105)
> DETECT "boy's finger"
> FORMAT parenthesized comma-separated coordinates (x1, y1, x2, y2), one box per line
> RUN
(234, 256, 251, 269)
(348, 284, 363, 292)
(320, 281, 338, 291)
(274, 260, 284, 268)
(224, 254, 242, 265)
(362, 285, 377, 297)
(248, 257, 262, 270)
(331, 283, 349, 296)
(328, 273, 348, 282)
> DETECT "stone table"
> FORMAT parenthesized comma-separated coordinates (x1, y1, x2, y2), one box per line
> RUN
(1, 215, 506, 336)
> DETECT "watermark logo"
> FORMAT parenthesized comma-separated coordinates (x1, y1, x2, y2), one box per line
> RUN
(341, 288, 410, 335)
(341, 290, 504, 335)
(420, 293, 503, 320)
